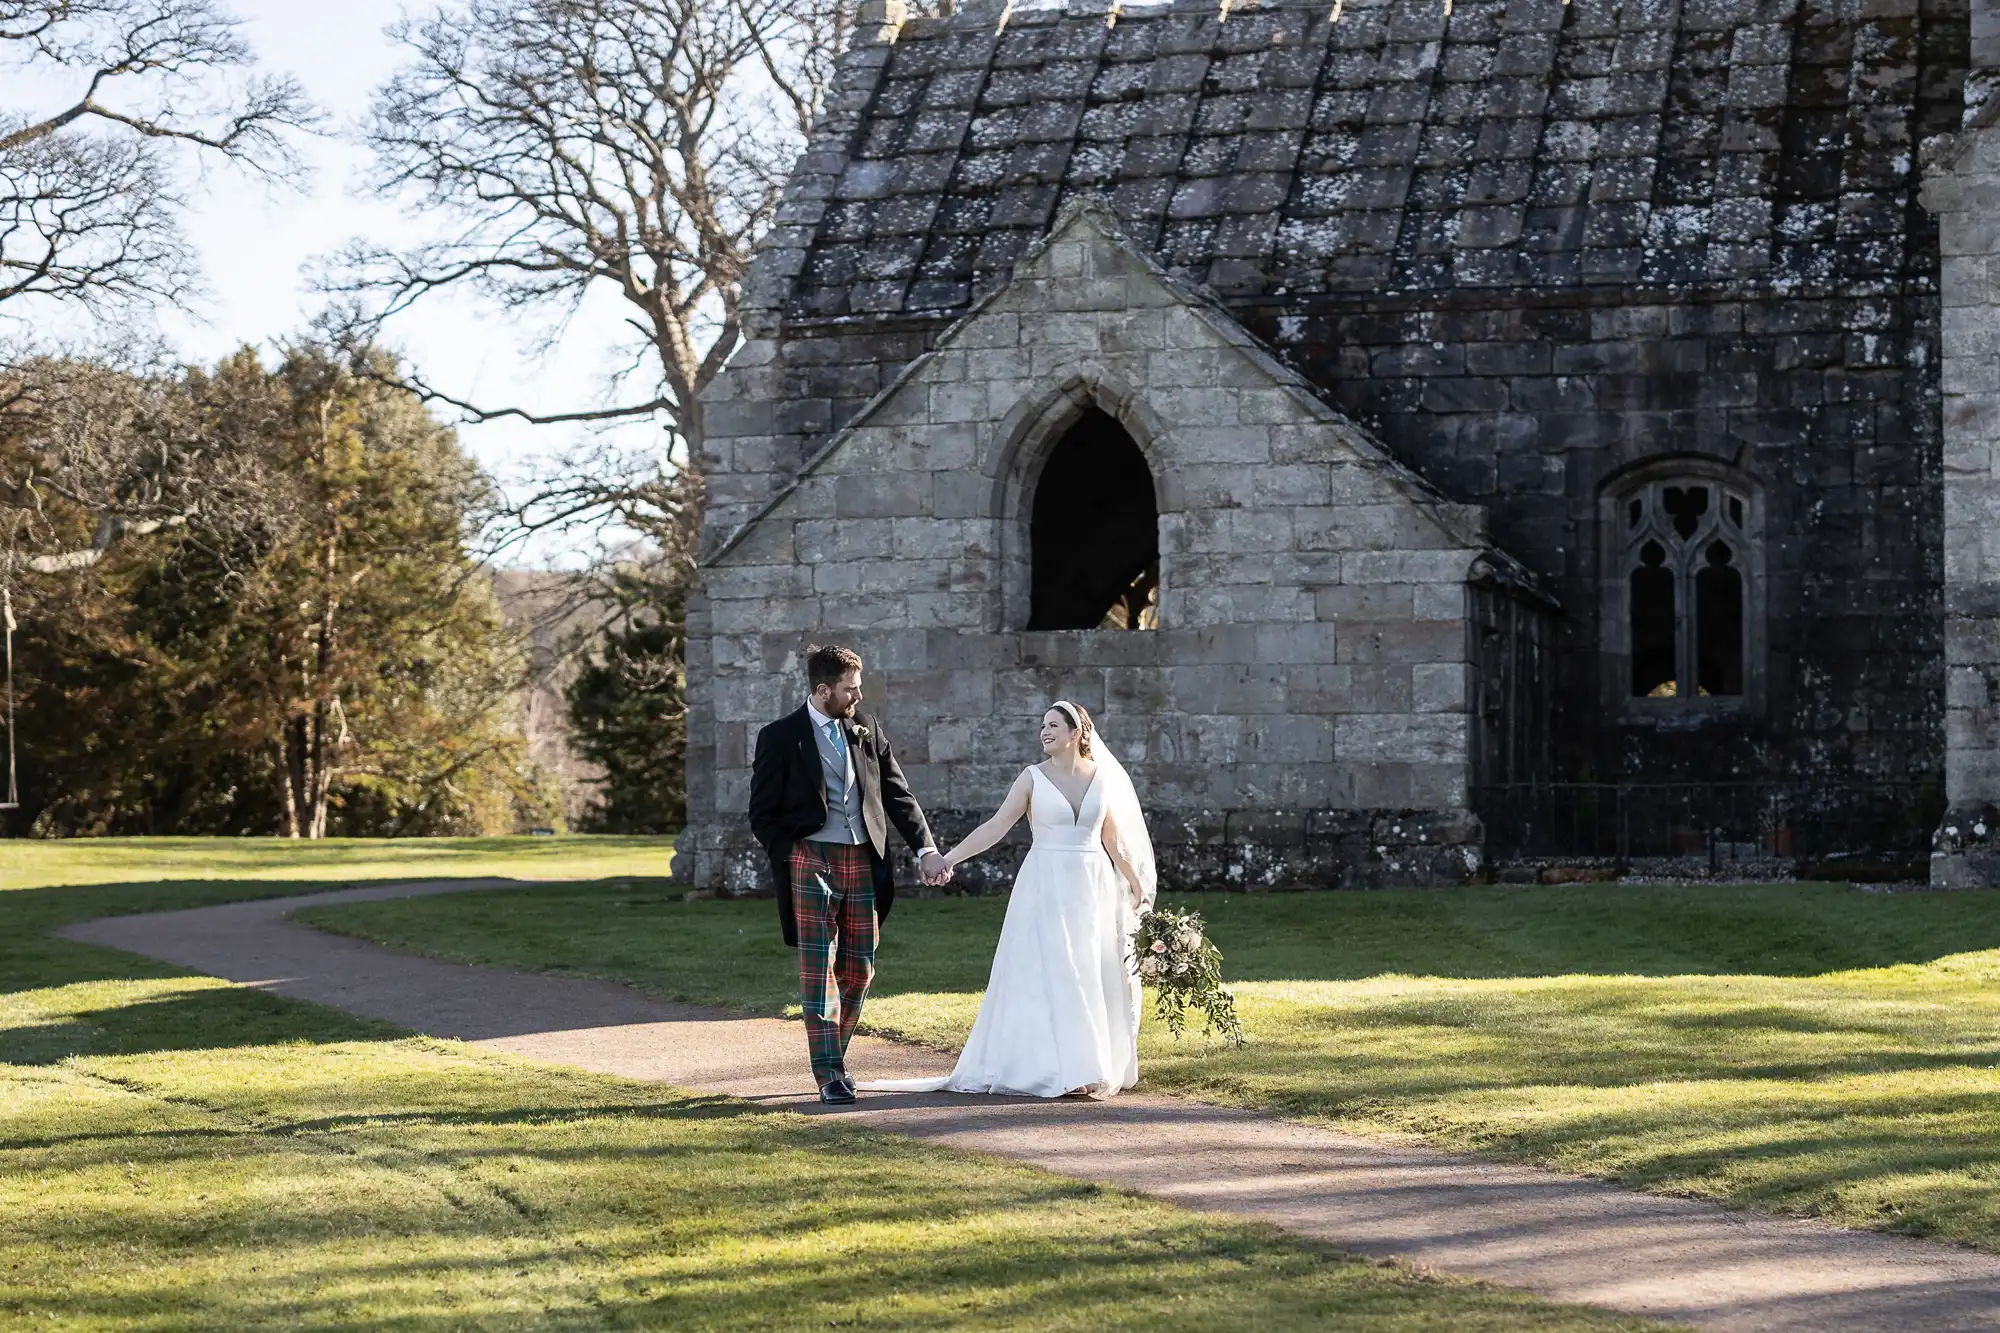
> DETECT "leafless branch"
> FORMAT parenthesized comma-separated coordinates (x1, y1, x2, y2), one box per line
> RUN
(0, 0, 318, 317)
(327, 0, 816, 450)
(0, 352, 309, 601)
(356, 361, 673, 428)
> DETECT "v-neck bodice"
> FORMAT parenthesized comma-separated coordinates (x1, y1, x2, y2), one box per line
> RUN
(1028, 764, 1105, 850)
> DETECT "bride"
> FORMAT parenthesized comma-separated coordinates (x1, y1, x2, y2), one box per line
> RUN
(862, 701, 1156, 1099)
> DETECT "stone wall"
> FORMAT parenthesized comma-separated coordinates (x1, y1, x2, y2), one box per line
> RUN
(1929, 0, 2000, 886)
(676, 205, 1534, 893)
(1257, 284, 1949, 792)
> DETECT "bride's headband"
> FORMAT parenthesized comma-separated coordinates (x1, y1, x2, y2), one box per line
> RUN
(1050, 700, 1081, 730)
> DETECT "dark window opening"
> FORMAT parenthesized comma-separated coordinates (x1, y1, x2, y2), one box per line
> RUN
(1631, 540, 1677, 697)
(1696, 542, 1743, 696)
(1028, 408, 1159, 631)
(1663, 485, 1708, 540)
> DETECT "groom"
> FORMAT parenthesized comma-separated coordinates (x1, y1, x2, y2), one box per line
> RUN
(747, 644, 951, 1104)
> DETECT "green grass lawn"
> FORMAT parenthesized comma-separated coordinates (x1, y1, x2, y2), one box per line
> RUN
(303, 880, 2000, 1252)
(0, 833, 676, 889)
(2, 842, 1665, 1330)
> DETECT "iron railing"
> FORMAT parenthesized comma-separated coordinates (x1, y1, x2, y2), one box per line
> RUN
(1474, 781, 1944, 877)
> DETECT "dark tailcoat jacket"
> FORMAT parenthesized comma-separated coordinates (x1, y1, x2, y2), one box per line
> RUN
(747, 705, 935, 947)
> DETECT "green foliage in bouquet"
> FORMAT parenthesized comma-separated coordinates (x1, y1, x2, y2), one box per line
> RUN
(1131, 905, 1245, 1048)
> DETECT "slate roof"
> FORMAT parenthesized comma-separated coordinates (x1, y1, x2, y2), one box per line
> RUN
(759, 0, 1968, 322)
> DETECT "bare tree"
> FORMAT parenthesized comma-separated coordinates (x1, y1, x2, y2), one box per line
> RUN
(330, 0, 868, 829)
(328, 0, 851, 532)
(0, 0, 316, 316)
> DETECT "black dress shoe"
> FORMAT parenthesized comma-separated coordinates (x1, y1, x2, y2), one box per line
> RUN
(837, 1070, 857, 1094)
(818, 1078, 856, 1104)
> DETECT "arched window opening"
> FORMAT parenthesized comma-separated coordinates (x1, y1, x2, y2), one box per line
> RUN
(1616, 475, 1754, 701)
(1696, 542, 1744, 696)
(1631, 540, 1676, 696)
(1028, 408, 1159, 631)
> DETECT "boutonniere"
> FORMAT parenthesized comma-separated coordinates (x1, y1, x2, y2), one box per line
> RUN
(850, 724, 872, 744)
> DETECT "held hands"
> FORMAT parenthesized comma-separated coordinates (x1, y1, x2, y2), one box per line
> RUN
(919, 850, 954, 886)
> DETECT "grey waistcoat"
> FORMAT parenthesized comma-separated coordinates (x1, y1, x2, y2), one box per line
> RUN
(804, 714, 866, 846)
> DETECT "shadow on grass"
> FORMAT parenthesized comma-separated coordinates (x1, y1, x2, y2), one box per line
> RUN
(264, 1093, 760, 1138)
(8, 1094, 1663, 1333)
(0, 878, 591, 1063)
(3, 889, 409, 1078)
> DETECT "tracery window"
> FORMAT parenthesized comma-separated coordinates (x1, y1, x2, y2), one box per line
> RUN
(1612, 474, 1757, 704)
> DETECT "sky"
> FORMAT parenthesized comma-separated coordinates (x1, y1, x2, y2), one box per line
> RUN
(10, 1, 656, 565)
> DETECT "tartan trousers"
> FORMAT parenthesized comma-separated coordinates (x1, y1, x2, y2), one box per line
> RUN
(789, 840, 878, 1080)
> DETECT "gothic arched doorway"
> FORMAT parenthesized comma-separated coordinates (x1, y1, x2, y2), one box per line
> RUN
(1027, 408, 1159, 630)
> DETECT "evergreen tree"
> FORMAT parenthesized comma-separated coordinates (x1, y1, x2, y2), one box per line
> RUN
(2, 345, 556, 837)
(565, 586, 685, 834)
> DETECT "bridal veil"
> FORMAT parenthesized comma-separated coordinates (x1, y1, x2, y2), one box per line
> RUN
(1053, 700, 1157, 910)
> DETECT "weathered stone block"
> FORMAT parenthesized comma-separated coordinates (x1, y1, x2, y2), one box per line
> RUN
(1343, 549, 1477, 584)
(1244, 715, 1338, 763)
(1244, 618, 1338, 667)
(1414, 582, 1467, 621)
(709, 597, 823, 635)
(1296, 503, 1440, 551)
(1174, 585, 1317, 624)
(704, 563, 816, 602)
(834, 474, 931, 518)
(1349, 760, 1416, 806)
(1337, 712, 1470, 764)
(1412, 662, 1471, 712)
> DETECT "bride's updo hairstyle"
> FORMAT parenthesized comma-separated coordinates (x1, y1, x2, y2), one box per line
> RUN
(1050, 700, 1095, 758)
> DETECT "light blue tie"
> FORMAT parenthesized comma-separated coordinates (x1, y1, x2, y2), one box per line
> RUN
(825, 721, 848, 786)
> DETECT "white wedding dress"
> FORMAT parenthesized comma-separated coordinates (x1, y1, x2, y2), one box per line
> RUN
(862, 764, 1142, 1098)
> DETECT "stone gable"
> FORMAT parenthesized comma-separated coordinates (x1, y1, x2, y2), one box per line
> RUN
(679, 203, 1550, 892)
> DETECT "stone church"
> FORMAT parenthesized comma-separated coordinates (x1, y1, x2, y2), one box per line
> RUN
(673, 0, 2000, 891)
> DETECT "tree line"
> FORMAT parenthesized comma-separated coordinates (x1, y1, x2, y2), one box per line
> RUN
(0, 0, 864, 835)
(1, 345, 556, 836)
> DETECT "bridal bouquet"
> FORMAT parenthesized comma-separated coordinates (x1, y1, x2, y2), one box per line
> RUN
(1131, 905, 1245, 1048)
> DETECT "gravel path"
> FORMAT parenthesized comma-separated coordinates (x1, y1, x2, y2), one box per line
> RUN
(58, 879, 2000, 1333)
